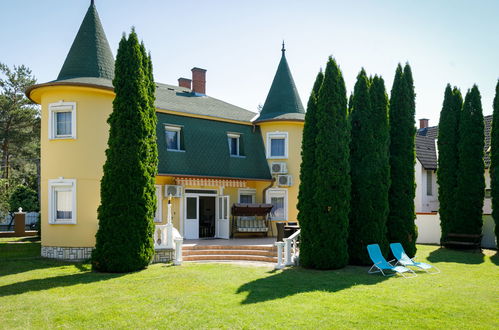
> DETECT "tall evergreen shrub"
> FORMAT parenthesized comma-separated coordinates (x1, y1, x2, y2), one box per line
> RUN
(491, 80, 499, 243)
(437, 85, 462, 241)
(387, 64, 417, 257)
(454, 86, 485, 236)
(349, 72, 390, 265)
(312, 57, 349, 269)
(297, 70, 323, 268)
(92, 30, 157, 272)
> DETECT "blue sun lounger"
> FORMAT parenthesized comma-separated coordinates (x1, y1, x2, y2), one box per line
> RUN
(390, 243, 440, 274)
(367, 244, 417, 278)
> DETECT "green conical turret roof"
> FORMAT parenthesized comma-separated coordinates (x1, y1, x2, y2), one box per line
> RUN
(57, 1, 114, 80)
(255, 43, 304, 122)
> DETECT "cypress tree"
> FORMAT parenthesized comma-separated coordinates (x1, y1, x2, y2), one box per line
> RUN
(454, 86, 485, 236)
(491, 80, 499, 243)
(349, 72, 390, 265)
(387, 63, 417, 257)
(297, 69, 323, 268)
(437, 85, 462, 242)
(312, 57, 349, 269)
(92, 30, 157, 272)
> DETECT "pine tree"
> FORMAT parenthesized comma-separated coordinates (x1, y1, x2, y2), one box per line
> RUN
(437, 85, 462, 241)
(349, 72, 390, 265)
(92, 30, 157, 272)
(297, 69, 323, 268)
(387, 63, 417, 257)
(454, 86, 485, 236)
(491, 80, 499, 243)
(312, 57, 349, 269)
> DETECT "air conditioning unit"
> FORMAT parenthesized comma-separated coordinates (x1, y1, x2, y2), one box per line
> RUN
(164, 185, 182, 198)
(277, 175, 292, 187)
(271, 162, 287, 174)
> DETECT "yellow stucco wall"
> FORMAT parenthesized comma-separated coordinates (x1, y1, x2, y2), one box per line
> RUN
(38, 86, 114, 247)
(258, 121, 304, 223)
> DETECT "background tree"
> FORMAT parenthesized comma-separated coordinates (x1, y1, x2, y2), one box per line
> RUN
(297, 69, 323, 268)
(387, 63, 417, 257)
(311, 57, 350, 269)
(92, 30, 157, 273)
(491, 80, 499, 243)
(437, 85, 462, 242)
(349, 71, 390, 265)
(454, 86, 485, 236)
(0, 64, 40, 215)
(8, 185, 39, 213)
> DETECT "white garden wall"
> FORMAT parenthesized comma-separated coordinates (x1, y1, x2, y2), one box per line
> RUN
(415, 213, 497, 249)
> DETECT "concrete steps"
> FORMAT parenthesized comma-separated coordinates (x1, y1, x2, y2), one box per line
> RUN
(182, 245, 277, 263)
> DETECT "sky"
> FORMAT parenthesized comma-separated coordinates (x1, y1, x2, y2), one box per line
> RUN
(2, 0, 498, 126)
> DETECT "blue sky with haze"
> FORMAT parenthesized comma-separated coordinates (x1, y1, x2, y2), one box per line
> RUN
(2, 0, 498, 125)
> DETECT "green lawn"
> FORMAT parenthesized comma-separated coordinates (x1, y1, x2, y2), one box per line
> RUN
(0, 238, 498, 329)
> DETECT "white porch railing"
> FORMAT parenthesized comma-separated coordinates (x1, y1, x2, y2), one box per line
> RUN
(275, 229, 300, 269)
(154, 223, 183, 265)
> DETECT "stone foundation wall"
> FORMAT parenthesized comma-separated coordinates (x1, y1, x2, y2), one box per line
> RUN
(41, 246, 175, 263)
(41, 246, 93, 261)
(153, 248, 175, 263)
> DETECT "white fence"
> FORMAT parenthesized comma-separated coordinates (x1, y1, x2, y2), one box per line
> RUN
(416, 213, 497, 249)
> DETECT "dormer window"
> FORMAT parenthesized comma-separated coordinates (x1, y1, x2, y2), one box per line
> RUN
(49, 102, 76, 139)
(227, 133, 241, 156)
(165, 125, 183, 151)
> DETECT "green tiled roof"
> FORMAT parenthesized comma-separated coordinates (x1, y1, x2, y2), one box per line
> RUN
(29, 78, 256, 122)
(254, 45, 304, 122)
(57, 1, 115, 80)
(156, 112, 271, 180)
(155, 83, 257, 122)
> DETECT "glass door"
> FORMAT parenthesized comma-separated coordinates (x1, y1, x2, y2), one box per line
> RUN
(184, 195, 199, 239)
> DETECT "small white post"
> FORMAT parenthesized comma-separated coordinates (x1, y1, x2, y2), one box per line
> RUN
(275, 241, 284, 269)
(173, 237, 183, 266)
(166, 194, 174, 249)
(283, 238, 292, 266)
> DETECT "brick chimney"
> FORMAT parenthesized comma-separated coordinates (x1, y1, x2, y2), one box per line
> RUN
(419, 118, 429, 129)
(178, 77, 191, 89)
(191, 67, 206, 95)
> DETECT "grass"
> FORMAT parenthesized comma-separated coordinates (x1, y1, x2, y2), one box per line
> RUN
(0, 238, 498, 329)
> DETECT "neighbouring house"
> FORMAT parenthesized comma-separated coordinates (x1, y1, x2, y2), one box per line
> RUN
(26, 2, 305, 260)
(415, 117, 492, 214)
(415, 117, 497, 248)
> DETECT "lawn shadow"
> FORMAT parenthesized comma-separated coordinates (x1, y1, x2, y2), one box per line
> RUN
(427, 247, 484, 264)
(237, 266, 388, 305)
(0, 269, 125, 298)
(490, 252, 499, 266)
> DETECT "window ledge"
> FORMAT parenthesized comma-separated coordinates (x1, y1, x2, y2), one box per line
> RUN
(167, 149, 186, 153)
(49, 221, 77, 225)
(230, 155, 246, 159)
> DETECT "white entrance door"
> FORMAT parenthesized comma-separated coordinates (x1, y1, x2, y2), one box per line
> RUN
(216, 195, 230, 239)
(184, 195, 199, 239)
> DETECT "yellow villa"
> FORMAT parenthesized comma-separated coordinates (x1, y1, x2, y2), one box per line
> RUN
(27, 2, 305, 261)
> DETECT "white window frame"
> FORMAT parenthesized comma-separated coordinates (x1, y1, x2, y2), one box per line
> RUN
(266, 188, 287, 221)
(165, 125, 182, 151)
(426, 170, 433, 196)
(154, 185, 162, 222)
(48, 178, 77, 224)
(238, 188, 256, 203)
(227, 133, 241, 157)
(48, 101, 77, 140)
(267, 132, 288, 159)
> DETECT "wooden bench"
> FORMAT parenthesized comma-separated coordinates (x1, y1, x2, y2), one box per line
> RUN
(442, 233, 482, 250)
